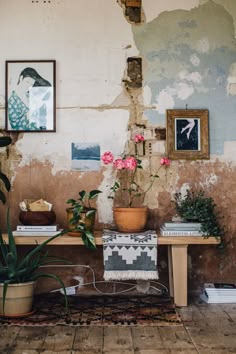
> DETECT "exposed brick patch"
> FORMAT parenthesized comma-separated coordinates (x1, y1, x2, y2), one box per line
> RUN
(126, 57, 142, 88)
(120, 0, 142, 23)
(125, 6, 141, 23)
(155, 128, 166, 141)
(126, 0, 141, 7)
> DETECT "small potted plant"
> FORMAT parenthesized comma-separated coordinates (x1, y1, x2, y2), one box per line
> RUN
(174, 189, 223, 237)
(101, 134, 170, 232)
(66, 189, 102, 249)
(0, 208, 69, 316)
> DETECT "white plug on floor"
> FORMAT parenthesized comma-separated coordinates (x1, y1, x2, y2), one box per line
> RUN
(58, 275, 83, 295)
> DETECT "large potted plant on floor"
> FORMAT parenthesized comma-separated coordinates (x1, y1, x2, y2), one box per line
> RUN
(66, 189, 102, 249)
(0, 208, 69, 316)
(101, 134, 170, 232)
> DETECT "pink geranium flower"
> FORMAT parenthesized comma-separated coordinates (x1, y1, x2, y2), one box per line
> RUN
(160, 157, 171, 166)
(124, 157, 137, 170)
(101, 151, 114, 165)
(114, 158, 125, 170)
(134, 134, 145, 143)
(102, 146, 170, 207)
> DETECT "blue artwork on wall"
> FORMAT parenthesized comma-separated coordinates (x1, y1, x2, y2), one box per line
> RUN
(71, 143, 100, 171)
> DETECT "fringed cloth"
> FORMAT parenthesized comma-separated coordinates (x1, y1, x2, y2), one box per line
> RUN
(102, 229, 158, 281)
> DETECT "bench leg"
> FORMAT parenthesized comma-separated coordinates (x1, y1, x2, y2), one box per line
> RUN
(168, 245, 174, 297)
(171, 245, 188, 307)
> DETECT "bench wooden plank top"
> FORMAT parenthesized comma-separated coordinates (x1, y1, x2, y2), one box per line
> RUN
(2, 232, 220, 245)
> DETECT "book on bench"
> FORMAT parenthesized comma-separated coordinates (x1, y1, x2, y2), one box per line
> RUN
(160, 222, 204, 236)
(13, 229, 63, 237)
(16, 224, 59, 231)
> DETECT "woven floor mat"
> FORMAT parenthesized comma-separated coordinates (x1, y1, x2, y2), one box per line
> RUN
(0, 293, 182, 327)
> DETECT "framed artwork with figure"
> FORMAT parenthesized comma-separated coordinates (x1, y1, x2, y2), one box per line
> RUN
(5, 60, 56, 132)
(166, 109, 209, 160)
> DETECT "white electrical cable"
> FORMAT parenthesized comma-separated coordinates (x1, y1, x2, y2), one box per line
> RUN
(41, 264, 169, 296)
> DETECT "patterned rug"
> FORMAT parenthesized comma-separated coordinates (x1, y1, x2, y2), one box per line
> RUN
(0, 293, 182, 327)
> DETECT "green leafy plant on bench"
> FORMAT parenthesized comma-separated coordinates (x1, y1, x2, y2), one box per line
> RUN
(66, 189, 102, 250)
(174, 189, 223, 237)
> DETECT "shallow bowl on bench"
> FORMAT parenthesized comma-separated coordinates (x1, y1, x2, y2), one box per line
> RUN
(19, 210, 56, 226)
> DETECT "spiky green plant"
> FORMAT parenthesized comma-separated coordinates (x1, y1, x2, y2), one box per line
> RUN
(66, 189, 102, 250)
(0, 208, 70, 313)
(0, 136, 12, 204)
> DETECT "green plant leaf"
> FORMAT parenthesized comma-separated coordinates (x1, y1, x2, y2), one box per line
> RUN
(0, 136, 11, 205)
(82, 230, 96, 250)
(66, 199, 76, 205)
(31, 273, 68, 309)
(6, 208, 17, 267)
(40, 256, 71, 266)
(71, 224, 85, 232)
(88, 190, 102, 200)
(0, 136, 12, 147)
(0, 172, 11, 192)
(79, 190, 86, 201)
(2, 280, 10, 314)
(86, 209, 96, 217)
(17, 229, 68, 270)
(0, 190, 6, 204)
(0, 229, 9, 265)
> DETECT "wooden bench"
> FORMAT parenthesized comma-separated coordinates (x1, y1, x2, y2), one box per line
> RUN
(3, 232, 220, 307)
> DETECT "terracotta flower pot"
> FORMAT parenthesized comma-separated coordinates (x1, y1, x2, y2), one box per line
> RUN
(113, 207, 148, 232)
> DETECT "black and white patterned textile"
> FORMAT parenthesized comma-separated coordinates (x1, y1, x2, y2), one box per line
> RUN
(102, 229, 158, 281)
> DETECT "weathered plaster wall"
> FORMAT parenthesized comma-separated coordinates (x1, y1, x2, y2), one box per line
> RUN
(135, 0, 236, 291)
(0, 0, 236, 294)
(135, 1, 236, 155)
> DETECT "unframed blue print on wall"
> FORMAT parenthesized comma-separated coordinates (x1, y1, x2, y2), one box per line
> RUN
(71, 143, 101, 171)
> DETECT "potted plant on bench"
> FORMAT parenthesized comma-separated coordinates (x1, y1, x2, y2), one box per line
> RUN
(0, 208, 69, 316)
(66, 189, 102, 250)
(174, 189, 223, 238)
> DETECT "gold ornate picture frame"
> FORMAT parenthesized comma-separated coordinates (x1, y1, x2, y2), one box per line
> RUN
(166, 109, 209, 160)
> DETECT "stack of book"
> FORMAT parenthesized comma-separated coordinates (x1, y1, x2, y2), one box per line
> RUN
(13, 224, 62, 237)
(200, 283, 236, 303)
(160, 222, 204, 236)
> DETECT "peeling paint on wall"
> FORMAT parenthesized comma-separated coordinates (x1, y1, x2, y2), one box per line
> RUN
(142, 0, 199, 23)
(133, 1, 236, 155)
(200, 0, 236, 37)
